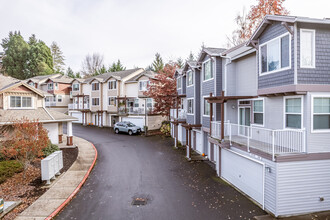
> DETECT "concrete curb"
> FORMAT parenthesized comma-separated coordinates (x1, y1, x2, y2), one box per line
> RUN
(45, 142, 98, 220)
(15, 136, 98, 220)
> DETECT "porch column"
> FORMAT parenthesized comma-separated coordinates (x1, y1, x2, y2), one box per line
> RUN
(174, 122, 178, 148)
(209, 93, 213, 137)
(58, 122, 63, 143)
(67, 121, 73, 146)
(82, 111, 85, 126)
(221, 91, 225, 141)
(187, 128, 191, 160)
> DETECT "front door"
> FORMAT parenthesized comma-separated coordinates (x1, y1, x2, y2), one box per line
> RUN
(239, 107, 251, 136)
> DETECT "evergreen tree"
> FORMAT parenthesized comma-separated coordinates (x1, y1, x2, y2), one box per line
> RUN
(186, 51, 195, 61)
(1, 31, 30, 79)
(151, 53, 164, 73)
(66, 67, 75, 78)
(108, 59, 126, 72)
(51, 41, 65, 74)
(176, 57, 184, 68)
(94, 65, 107, 76)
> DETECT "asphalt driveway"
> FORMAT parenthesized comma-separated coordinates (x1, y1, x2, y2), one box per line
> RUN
(57, 124, 266, 220)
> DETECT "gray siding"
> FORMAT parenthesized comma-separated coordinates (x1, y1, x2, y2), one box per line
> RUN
(264, 97, 283, 129)
(226, 61, 237, 96)
(225, 100, 238, 124)
(277, 159, 330, 216)
(258, 22, 294, 89)
(182, 76, 186, 94)
(305, 92, 330, 153)
(177, 88, 182, 95)
(297, 23, 330, 84)
(187, 114, 194, 124)
(195, 69, 201, 124)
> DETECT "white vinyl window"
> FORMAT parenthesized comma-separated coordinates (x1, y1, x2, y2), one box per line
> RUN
(92, 98, 99, 106)
(108, 80, 117, 90)
(312, 97, 330, 131)
(139, 80, 149, 91)
(300, 29, 315, 68)
(203, 98, 210, 116)
(187, 70, 193, 86)
(108, 97, 116, 106)
(146, 98, 153, 108)
(177, 77, 182, 89)
(92, 82, 99, 91)
(187, 99, 194, 114)
(203, 59, 213, 81)
(260, 33, 290, 74)
(54, 83, 58, 90)
(285, 97, 302, 129)
(57, 95, 62, 102)
(47, 83, 53, 90)
(134, 98, 139, 107)
(253, 100, 264, 126)
(73, 83, 79, 91)
(9, 96, 32, 108)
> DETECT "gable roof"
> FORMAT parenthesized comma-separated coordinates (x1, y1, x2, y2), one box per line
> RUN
(247, 15, 330, 46)
(83, 68, 144, 84)
(0, 75, 44, 97)
(125, 70, 158, 83)
(197, 47, 226, 62)
(183, 61, 198, 72)
(221, 43, 256, 61)
(174, 68, 183, 78)
(26, 73, 62, 84)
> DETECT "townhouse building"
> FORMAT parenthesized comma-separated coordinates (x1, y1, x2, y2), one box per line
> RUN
(0, 74, 76, 145)
(26, 74, 74, 113)
(171, 15, 330, 217)
(68, 68, 166, 130)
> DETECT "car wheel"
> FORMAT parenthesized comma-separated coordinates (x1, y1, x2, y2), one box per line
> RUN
(115, 128, 119, 134)
(128, 130, 133, 136)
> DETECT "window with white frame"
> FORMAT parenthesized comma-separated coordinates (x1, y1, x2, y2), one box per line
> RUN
(203, 60, 213, 81)
(187, 70, 193, 86)
(92, 98, 99, 106)
(300, 29, 315, 68)
(57, 95, 62, 102)
(139, 81, 149, 91)
(204, 99, 210, 116)
(177, 77, 182, 89)
(73, 83, 79, 91)
(47, 83, 53, 90)
(108, 80, 117, 90)
(54, 83, 58, 90)
(10, 96, 32, 108)
(313, 97, 330, 131)
(187, 99, 194, 114)
(92, 82, 99, 91)
(253, 100, 264, 125)
(108, 97, 116, 106)
(134, 98, 139, 107)
(29, 82, 34, 87)
(146, 98, 153, 108)
(285, 97, 302, 129)
(260, 34, 290, 74)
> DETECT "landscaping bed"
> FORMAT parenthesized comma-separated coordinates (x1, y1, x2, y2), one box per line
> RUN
(0, 147, 78, 220)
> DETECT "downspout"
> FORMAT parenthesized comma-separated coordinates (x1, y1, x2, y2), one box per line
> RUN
(220, 55, 232, 123)
(294, 22, 298, 85)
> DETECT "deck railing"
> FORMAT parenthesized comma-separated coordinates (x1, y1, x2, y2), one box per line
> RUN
(211, 121, 306, 160)
(170, 109, 187, 120)
(118, 107, 153, 115)
(68, 103, 89, 110)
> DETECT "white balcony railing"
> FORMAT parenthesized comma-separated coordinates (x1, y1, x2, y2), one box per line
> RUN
(211, 121, 306, 161)
(118, 107, 153, 115)
(45, 102, 56, 107)
(170, 109, 187, 120)
(68, 103, 89, 110)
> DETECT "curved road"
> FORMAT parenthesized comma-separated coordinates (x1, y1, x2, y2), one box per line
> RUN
(57, 124, 265, 220)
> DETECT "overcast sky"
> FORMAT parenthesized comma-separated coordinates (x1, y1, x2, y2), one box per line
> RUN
(1, 0, 329, 73)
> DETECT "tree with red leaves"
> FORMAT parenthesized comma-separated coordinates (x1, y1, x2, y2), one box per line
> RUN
(1, 118, 49, 178)
(144, 61, 178, 119)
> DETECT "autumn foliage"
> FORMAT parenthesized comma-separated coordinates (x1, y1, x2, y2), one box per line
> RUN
(144, 62, 178, 118)
(1, 118, 49, 175)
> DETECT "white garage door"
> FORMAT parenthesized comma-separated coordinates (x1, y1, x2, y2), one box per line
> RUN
(43, 123, 59, 144)
(71, 112, 82, 123)
(122, 117, 145, 131)
(195, 131, 203, 154)
(221, 149, 264, 206)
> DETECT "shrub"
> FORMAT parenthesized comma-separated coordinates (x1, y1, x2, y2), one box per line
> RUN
(0, 160, 24, 184)
(160, 121, 171, 136)
(42, 142, 60, 157)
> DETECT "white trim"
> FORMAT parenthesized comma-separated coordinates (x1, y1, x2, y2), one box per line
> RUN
(294, 23, 298, 84)
(187, 98, 194, 115)
(186, 70, 194, 87)
(283, 95, 304, 130)
(108, 96, 117, 106)
(202, 95, 211, 117)
(311, 94, 330, 133)
(72, 83, 80, 92)
(91, 97, 100, 106)
(108, 80, 117, 90)
(91, 82, 100, 91)
(8, 96, 34, 109)
(138, 80, 149, 91)
(300, 29, 316, 69)
(202, 58, 214, 82)
(251, 98, 265, 127)
(177, 77, 182, 90)
(259, 33, 292, 76)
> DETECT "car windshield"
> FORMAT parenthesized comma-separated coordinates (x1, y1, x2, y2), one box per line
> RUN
(127, 123, 135, 127)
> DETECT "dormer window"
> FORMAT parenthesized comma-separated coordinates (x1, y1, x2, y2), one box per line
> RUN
(9, 96, 32, 108)
(47, 83, 53, 90)
(203, 60, 213, 81)
(108, 80, 117, 90)
(73, 83, 80, 91)
(177, 77, 182, 89)
(259, 33, 290, 75)
(139, 80, 149, 91)
(92, 82, 99, 91)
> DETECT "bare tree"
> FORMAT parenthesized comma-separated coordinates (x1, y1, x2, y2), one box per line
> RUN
(225, 8, 250, 48)
(81, 53, 104, 76)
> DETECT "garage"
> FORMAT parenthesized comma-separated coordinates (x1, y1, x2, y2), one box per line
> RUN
(71, 112, 82, 124)
(43, 123, 59, 144)
(121, 116, 145, 131)
(221, 148, 264, 207)
(194, 130, 203, 154)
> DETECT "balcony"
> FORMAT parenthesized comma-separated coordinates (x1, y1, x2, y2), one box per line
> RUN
(45, 102, 56, 107)
(118, 107, 153, 115)
(68, 103, 90, 110)
(170, 109, 187, 120)
(211, 121, 306, 160)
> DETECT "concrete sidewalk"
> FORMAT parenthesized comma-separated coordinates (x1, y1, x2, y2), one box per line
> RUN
(16, 136, 97, 220)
